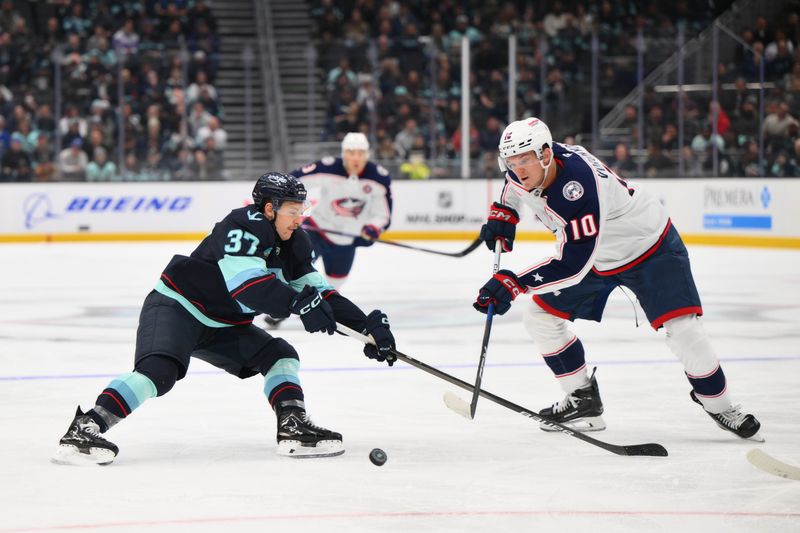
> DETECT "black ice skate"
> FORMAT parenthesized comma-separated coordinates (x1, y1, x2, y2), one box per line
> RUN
(276, 404, 344, 458)
(539, 369, 606, 432)
(690, 391, 764, 442)
(263, 314, 287, 329)
(52, 407, 119, 465)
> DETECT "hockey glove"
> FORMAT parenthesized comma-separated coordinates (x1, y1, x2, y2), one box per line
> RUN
(356, 224, 381, 247)
(289, 285, 336, 335)
(473, 270, 526, 316)
(362, 309, 396, 366)
(479, 202, 520, 252)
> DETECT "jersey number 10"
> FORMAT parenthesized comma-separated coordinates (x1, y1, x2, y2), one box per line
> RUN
(568, 214, 598, 240)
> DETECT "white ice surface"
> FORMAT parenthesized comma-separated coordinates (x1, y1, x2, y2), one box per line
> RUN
(0, 240, 798, 532)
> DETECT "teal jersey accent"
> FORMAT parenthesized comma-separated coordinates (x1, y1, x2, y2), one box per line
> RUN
(154, 279, 235, 328)
(108, 372, 157, 412)
(263, 358, 301, 397)
(217, 253, 270, 290)
(289, 271, 333, 292)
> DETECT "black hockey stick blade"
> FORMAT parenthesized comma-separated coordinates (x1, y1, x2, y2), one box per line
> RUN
(303, 225, 482, 258)
(335, 324, 667, 457)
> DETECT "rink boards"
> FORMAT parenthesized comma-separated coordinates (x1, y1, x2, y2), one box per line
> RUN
(0, 178, 798, 248)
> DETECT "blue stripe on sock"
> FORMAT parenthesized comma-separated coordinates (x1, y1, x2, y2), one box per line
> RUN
(687, 366, 727, 397)
(543, 339, 586, 377)
(108, 372, 157, 411)
(263, 358, 301, 397)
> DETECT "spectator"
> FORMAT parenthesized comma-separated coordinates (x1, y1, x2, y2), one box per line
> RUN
(112, 18, 139, 55)
(188, 101, 213, 137)
(32, 134, 55, 181)
(86, 146, 118, 181)
(1, 137, 32, 181)
(196, 115, 227, 150)
(58, 137, 89, 181)
(186, 70, 217, 104)
(763, 102, 799, 148)
(644, 142, 674, 177)
(608, 142, 636, 176)
(394, 118, 418, 159)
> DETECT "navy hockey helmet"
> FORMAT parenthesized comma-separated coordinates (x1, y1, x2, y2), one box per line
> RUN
(252, 172, 307, 211)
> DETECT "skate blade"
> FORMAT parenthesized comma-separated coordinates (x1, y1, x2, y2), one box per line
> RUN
(539, 416, 606, 433)
(746, 430, 765, 443)
(277, 439, 345, 458)
(51, 444, 116, 466)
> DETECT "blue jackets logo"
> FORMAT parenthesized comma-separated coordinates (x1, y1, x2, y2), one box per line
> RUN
(23, 193, 192, 229)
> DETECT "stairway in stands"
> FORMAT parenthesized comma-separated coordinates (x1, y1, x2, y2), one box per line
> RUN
(214, 0, 271, 180)
(269, 0, 328, 169)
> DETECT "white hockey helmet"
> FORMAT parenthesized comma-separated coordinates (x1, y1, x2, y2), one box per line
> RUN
(341, 132, 370, 155)
(497, 117, 553, 172)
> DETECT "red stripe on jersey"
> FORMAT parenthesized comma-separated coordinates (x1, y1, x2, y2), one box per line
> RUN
(231, 274, 276, 298)
(533, 295, 571, 320)
(650, 306, 704, 330)
(592, 220, 672, 277)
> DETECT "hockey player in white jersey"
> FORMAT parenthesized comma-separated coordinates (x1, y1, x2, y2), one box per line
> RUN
(296, 132, 392, 288)
(262, 133, 392, 328)
(473, 117, 762, 441)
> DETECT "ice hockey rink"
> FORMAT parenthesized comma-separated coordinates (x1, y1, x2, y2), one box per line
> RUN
(0, 239, 798, 533)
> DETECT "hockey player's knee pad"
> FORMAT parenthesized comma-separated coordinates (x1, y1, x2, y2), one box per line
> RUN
(134, 354, 180, 396)
(253, 337, 299, 376)
(524, 299, 573, 354)
(664, 314, 719, 374)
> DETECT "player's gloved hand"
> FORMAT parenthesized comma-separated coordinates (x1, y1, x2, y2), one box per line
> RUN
(362, 309, 396, 366)
(357, 224, 381, 247)
(479, 202, 519, 252)
(473, 270, 526, 315)
(289, 285, 336, 335)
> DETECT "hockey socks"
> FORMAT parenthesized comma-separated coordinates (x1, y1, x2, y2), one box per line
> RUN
(264, 358, 304, 410)
(91, 371, 158, 431)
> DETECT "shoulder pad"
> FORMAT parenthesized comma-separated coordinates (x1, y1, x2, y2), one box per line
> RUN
(291, 228, 315, 258)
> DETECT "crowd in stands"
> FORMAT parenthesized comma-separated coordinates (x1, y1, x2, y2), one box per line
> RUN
(0, 0, 224, 182)
(311, 0, 800, 178)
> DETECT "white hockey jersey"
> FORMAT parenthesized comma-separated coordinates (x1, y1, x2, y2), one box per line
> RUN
(499, 142, 670, 295)
(292, 156, 393, 246)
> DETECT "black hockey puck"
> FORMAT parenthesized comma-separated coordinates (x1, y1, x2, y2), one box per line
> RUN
(369, 448, 387, 466)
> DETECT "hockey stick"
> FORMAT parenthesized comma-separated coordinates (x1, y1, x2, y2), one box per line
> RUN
(446, 240, 504, 419)
(337, 324, 668, 457)
(302, 225, 482, 258)
(746, 449, 800, 480)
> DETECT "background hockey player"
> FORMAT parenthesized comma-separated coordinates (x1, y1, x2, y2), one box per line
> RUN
(53, 172, 396, 465)
(296, 132, 393, 289)
(473, 117, 762, 441)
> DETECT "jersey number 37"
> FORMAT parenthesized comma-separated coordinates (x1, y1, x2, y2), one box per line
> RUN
(224, 229, 260, 255)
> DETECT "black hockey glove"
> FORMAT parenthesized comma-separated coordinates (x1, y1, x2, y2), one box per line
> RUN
(479, 202, 520, 252)
(473, 270, 526, 316)
(289, 285, 336, 335)
(362, 309, 396, 366)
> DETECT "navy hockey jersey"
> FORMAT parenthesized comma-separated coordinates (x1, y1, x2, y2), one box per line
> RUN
(498, 142, 670, 294)
(154, 206, 367, 328)
(292, 156, 392, 245)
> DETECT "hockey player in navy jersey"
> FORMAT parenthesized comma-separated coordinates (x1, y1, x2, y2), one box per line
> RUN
(53, 172, 396, 465)
(473, 117, 762, 441)
(295, 132, 393, 289)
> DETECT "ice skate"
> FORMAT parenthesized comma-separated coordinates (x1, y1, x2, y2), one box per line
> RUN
(263, 314, 287, 329)
(52, 407, 119, 465)
(690, 391, 764, 442)
(276, 405, 344, 458)
(539, 370, 606, 432)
